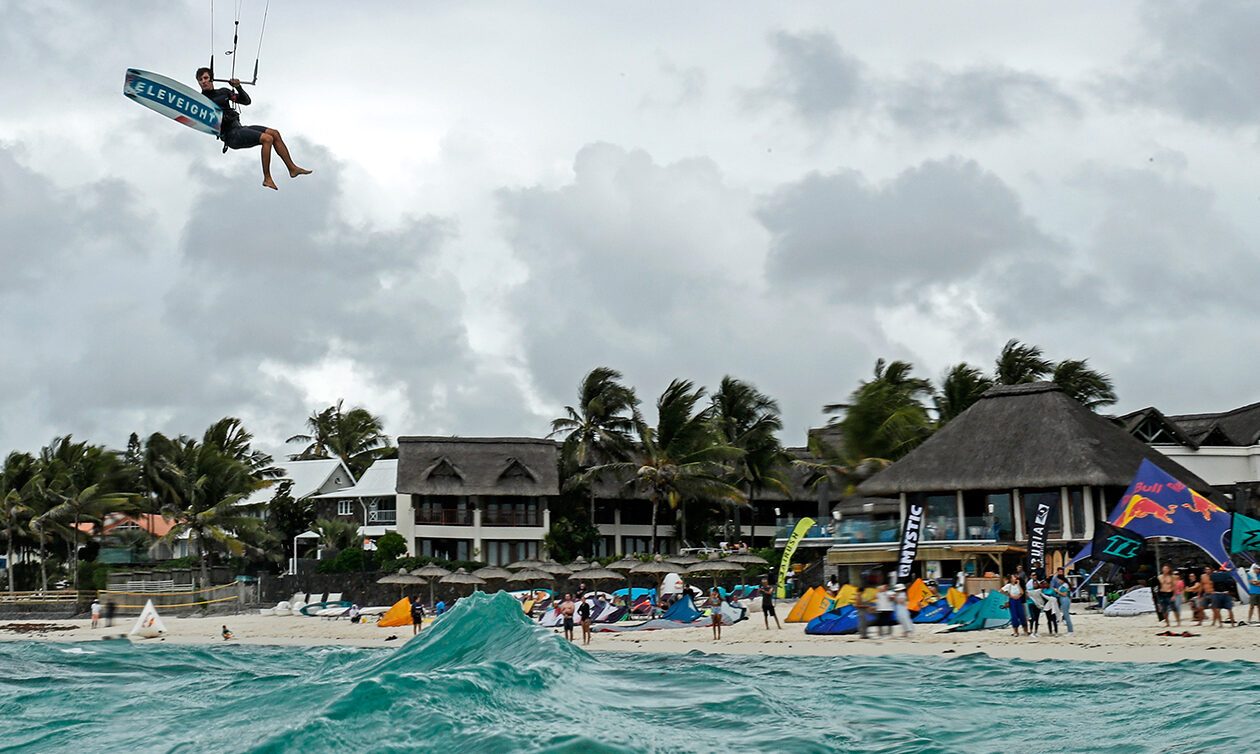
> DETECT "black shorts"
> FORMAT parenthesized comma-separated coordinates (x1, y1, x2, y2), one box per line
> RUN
(222, 124, 270, 149)
(563, 617, 574, 630)
(762, 603, 775, 616)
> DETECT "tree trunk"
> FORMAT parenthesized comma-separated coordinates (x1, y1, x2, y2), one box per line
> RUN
(71, 513, 79, 591)
(6, 537, 13, 594)
(198, 533, 210, 591)
(589, 489, 596, 528)
(747, 488, 756, 547)
(650, 499, 659, 555)
(38, 532, 47, 594)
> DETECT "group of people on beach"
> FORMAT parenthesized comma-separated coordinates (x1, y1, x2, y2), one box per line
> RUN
(847, 581, 916, 638)
(1153, 562, 1260, 628)
(1001, 564, 1075, 637)
(557, 593, 593, 645)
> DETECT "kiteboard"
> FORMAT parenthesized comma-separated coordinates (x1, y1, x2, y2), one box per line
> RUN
(123, 69, 222, 136)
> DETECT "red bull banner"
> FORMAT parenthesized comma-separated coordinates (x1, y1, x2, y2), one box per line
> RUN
(1071, 460, 1236, 577)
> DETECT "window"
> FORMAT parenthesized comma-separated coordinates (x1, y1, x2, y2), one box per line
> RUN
(911, 493, 959, 541)
(987, 493, 1014, 540)
(1021, 488, 1062, 540)
(1069, 488, 1087, 540)
(337, 500, 353, 517)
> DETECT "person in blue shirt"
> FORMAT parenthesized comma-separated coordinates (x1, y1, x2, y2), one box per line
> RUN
(1050, 567, 1074, 633)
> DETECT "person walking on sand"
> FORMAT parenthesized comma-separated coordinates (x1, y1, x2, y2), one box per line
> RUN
(707, 588, 724, 640)
(90, 599, 101, 629)
(194, 68, 312, 190)
(1001, 574, 1028, 637)
(759, 578, 780, 630)
(560, 594, 576, 642)
(1157, 565, 1181, 627)
(892, 584, 914, 637)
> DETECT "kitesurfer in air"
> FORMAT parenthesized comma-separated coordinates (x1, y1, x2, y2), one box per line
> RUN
(195, 67, 311, 190)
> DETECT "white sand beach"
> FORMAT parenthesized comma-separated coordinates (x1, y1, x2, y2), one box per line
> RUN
(5, 607, 1258, 663)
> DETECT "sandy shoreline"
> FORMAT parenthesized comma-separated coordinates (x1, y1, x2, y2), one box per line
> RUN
(4, 606, 1258, 663)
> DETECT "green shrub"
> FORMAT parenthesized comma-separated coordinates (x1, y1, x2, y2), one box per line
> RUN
(375, 532, 407, 562)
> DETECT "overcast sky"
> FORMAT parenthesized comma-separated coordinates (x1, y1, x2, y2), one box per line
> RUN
(3, 0, 1259, 462)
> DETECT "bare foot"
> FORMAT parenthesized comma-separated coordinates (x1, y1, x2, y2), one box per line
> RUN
(290, 167, 312, 178)
(263, 177, 278, 190)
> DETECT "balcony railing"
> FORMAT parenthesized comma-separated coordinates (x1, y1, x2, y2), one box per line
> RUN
(368, 509, 397, 524)
(774, 518, 834, 540)
(482, 510, 540, 527)
(414, 509, 472, 526)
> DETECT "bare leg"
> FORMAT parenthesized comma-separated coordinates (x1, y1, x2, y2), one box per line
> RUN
(259, 132, 277, 190)
(266, 129, 311, 177)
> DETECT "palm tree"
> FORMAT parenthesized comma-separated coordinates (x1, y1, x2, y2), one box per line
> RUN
(0, 453, 37, 594)
(287, 400, 390, 479)
(549, 367, 639, 525)
(824, 359, 933, 462)
(35, 440, 133, 591)
(145, 431, 268, 588)
(581, 380, 744, 553)
(313, 518, 360, 553)
(1051, 359, 1117, 410)
(793, 431, 891, 500)
(935, 363, 994, 425)
(994, 339, 1053, 384)
(709, 376, 791, 546)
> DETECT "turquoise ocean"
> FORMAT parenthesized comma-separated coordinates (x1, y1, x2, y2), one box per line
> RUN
(1, 591, 1254, 753)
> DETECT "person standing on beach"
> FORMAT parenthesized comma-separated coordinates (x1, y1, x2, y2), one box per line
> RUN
(1026, 576, 1046, 638)
(874, 585, 894, 637)
(90, 599, 101, 629)
(892, 584, 914, 637)
(760, 577, 780, 630)
(707, 588, 723, 640)
(410, 599, 424, 635)
(560, 594, 576, 642)
(104, 600, 116, 628)
(1051, 567, 1074, 634)
(1198, 568, 1216, 627)
(1157, 565, 1180, 627)
(1208, 566, 1235, 627)
(1001, 574, 1028, 637)
(1247, 564, 1260, 624)
(578, 597, 592, 645)
(1039, 581, 1060, 635)
(1185, 570, 1205, 625)
(854, 585, 873, 639)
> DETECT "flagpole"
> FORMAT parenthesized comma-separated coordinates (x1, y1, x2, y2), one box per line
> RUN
(1072, 562, 1105, 598)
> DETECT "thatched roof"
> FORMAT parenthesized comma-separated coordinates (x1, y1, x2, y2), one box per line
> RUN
(859, 382, 1218, 496)
(397, 437, 560, 496)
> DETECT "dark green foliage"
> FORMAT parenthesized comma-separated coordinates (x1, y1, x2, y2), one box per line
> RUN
(265, 481, 316, 547)
(287, 400, 392, 479)
(375, 531, 407, 562)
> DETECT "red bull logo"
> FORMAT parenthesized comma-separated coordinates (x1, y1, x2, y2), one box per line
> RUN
(1114, 494, 1177, 528)
(1180, 492, 1224, 522)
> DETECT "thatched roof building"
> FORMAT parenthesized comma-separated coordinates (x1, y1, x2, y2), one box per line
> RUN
(859, 382, 1216, 497)
(397, 437, 560, 497)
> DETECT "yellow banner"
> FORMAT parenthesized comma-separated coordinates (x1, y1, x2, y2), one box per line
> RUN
(777, 517, 816, 598)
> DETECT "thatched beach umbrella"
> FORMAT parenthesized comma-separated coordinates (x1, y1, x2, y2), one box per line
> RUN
(506, 558, 544, 570)
(537, 560, 572, 575)
(377, 568, 427, 600)
(507, 568, 553, 615)
(472, 565, 513, 582)
(439, 567, 487, 597)
(722, 552, 769, 566)
(667, 554, 701, 566)
(606, 556, 643, 608)
(569, 566, 624, 595)
(631, 556, 680, 605)
(687, 559, 743, 589)
(411, 564, 451, 607)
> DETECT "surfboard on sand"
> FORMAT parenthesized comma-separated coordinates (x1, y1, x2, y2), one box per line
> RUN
(123, 69, 222, 136)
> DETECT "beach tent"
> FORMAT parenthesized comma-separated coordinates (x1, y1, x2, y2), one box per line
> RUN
(947, 590, 1010, 632)
(906, 579, 931, 611)
(1103, 587, 1157, 617)
(912, 599, 952, 624)
(129, 599, 167, 638)
(785, 587, 834, 623)
(661, 594, 703, 623)
(946, 595, 982, 624)
(804, 605, 858, 635)
(945, 587, 968, 612)
(376, 597, 413, 627)
(834, 584, 857, 608)
(711, 601, 748, 625)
